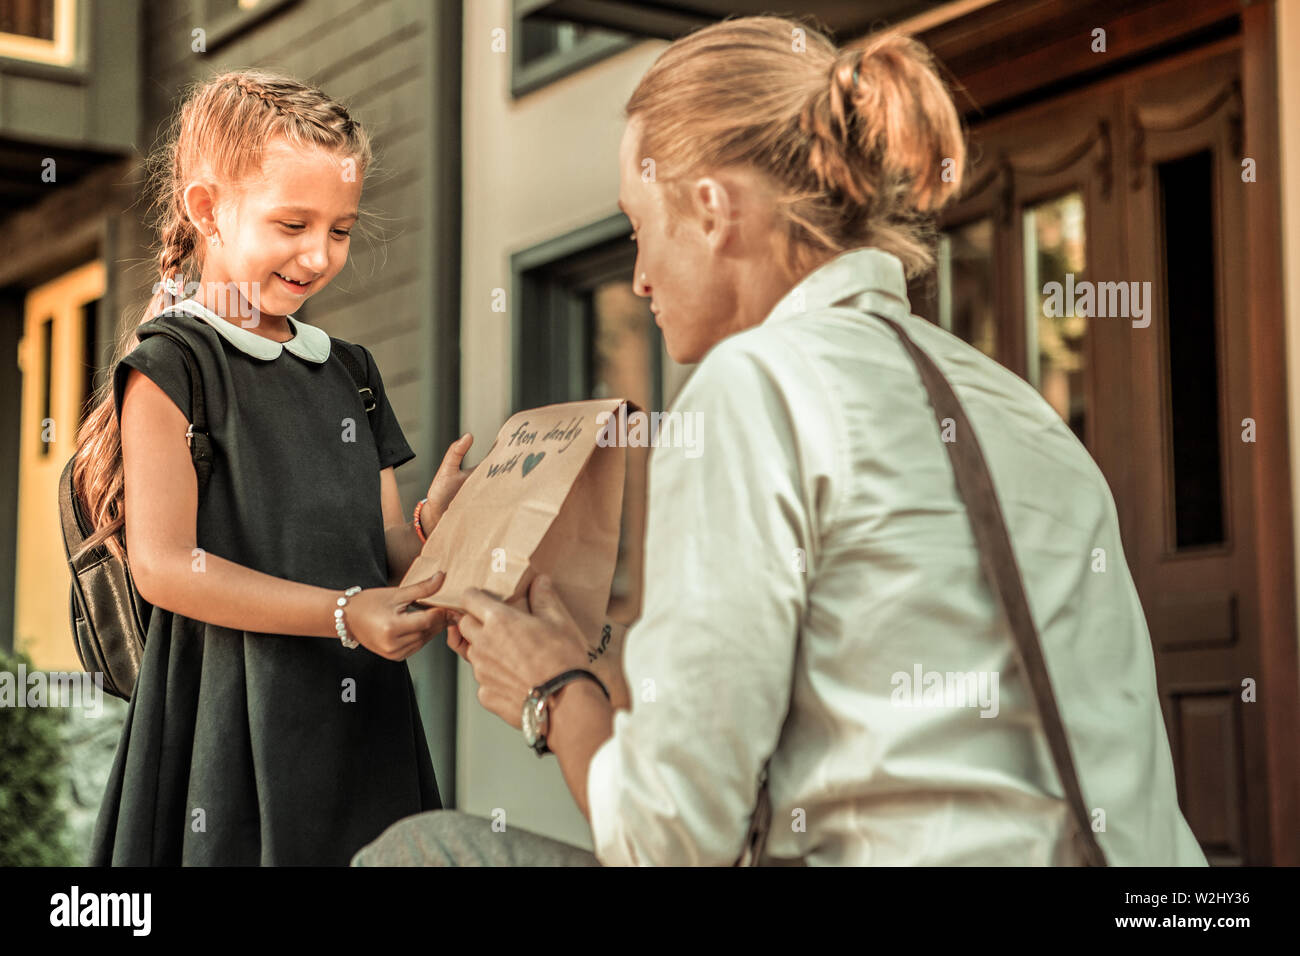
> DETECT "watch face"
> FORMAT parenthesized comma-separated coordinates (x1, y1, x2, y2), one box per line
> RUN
(522, 694, 547, 745)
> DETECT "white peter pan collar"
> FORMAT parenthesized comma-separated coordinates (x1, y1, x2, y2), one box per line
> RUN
(171, 297, 332, 364)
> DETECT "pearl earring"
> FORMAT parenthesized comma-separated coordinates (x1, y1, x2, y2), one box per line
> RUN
(209, 232, 221, 247)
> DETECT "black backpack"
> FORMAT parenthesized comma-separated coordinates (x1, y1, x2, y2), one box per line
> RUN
(57, 313, 379, 700)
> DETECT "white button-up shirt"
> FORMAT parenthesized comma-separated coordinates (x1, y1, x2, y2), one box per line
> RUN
(585, 247, 1207, 866)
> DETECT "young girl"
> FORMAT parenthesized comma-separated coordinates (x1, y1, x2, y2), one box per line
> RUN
(73, 69, 470, 865)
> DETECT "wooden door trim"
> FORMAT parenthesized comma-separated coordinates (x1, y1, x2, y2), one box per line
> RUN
(1240, 0, 1299, 867)
(919, 0, 1241, 119)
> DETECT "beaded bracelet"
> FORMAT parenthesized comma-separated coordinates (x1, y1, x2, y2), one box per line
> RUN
(413, 497, 429, 544)
(335, 586, 362, 649)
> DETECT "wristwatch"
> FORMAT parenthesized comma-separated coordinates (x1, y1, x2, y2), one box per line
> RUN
(522, 669, 610, 757)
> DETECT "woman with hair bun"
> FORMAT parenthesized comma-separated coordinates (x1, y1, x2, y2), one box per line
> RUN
(356, 16, 1205, 867)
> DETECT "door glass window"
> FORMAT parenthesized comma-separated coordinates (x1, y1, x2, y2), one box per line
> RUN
(937, 217, 997, 358)
(1158, 151, 1224, 549)
(1023, 192, 1087, 442)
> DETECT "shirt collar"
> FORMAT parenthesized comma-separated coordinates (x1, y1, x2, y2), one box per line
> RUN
(763, 247, 912, 327)
(171, 297, 332, 364)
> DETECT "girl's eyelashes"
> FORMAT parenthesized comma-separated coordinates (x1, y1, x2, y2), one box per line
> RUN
(279, 222, 352, 239)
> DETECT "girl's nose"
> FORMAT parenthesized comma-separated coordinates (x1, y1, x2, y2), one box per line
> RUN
(300, 234, 331, 273)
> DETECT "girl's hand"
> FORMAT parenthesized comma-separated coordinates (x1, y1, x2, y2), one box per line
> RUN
(342, 572, 454, 661)
(419, 434, 474, 537)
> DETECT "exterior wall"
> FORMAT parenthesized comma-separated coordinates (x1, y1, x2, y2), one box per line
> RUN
(457, 0, 664, 848)
(1280, 0, 1300, 666)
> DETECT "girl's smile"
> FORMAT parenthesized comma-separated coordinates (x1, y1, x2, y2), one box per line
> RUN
(273, 271, 315, 294)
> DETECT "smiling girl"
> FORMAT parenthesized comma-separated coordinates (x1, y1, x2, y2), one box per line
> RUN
(72, 70, 469, 865)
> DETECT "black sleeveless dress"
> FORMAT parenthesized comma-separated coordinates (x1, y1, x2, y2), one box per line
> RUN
(90, 307, 441, 865)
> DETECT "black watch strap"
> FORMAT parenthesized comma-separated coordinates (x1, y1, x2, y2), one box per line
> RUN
(526, 669, 611, 756)
(533, 668, 610, 701)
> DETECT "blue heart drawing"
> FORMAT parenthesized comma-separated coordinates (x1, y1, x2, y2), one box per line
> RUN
(522, 452, 545, 476)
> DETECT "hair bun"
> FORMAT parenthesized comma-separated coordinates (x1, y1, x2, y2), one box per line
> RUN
(811, 33, 965, 216)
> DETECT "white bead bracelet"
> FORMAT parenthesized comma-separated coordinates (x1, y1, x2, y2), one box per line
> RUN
(335, 586, 362, 648)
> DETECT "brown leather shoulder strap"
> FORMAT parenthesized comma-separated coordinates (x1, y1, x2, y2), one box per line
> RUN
(870, 311, 1107, 867)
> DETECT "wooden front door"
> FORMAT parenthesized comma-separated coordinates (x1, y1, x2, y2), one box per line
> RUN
(13, 260, 104, 672)
(909, 36, 1275, 864)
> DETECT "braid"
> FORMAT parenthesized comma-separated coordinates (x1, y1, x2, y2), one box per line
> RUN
(229, 73, 295, 118)
(153, 144, 196, 302)
(225, 72, 358, 146)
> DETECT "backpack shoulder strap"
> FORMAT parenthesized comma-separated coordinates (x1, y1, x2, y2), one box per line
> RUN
(329, 338, 378, 423)
(137, 317, 214, 500)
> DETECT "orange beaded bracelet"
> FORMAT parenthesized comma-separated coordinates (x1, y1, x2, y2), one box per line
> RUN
(413, 497, 429, 544)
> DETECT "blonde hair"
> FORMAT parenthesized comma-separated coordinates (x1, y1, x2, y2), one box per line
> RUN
(624, 17, 967, 280)
(71, 69, 372, 562)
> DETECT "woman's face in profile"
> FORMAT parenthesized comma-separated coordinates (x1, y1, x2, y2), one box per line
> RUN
(618, 117, 740, 364)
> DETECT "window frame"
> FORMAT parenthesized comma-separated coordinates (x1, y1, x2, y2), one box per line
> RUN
(510, 0, 635, 99)
(0, 0, 81, 76)
(201, 0, 297, 51)
(510, 209, 661, 412)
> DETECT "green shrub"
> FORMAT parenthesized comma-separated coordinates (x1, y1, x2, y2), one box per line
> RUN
(0, 646, 77, 866)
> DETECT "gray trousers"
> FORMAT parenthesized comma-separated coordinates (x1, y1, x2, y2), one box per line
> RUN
(351, 810, 601, 866)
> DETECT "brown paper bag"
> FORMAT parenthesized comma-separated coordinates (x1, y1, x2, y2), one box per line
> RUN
(401, 398, 633, 643)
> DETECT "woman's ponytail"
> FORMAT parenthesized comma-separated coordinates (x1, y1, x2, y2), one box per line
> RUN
(822, 34, 966, 216)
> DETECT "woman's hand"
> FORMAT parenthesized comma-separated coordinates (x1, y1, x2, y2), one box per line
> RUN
(450, 575, 591, 730)
(419, 434, 474, 537)
(342, 572, 455, 661)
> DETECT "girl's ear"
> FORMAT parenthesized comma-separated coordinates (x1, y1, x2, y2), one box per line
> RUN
(182, 181, 218, 234)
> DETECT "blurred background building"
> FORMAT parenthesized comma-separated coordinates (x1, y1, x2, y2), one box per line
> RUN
(0, 0, 1297, 865)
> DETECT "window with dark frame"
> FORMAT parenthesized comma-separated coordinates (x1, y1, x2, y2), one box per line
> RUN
(512, 0, 636, 99)
(515, 216, 686, 624)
